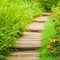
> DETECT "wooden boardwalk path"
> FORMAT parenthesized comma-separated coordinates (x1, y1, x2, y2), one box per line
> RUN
(7, 12, 51, 60)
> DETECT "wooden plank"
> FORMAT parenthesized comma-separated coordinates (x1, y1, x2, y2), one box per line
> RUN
(26, 22, 44, 32)
(7, 57, 38, 60)
(33, 16, 49, 23)
(6, 51, 39, 60)
(18, 32, 42, 41)
(15, 40, 41, 48)
(15, 41, 40, 48)
(23, 32, 40, 36)
(18, 38, 40, 41)
(15, 45, 40, 49)
(9, 51, 38, 57)
(19, 32, 42, 39)
(14, 32, 42, 48)
(43, 12, 51, 16)
(16, 40, 40, 45)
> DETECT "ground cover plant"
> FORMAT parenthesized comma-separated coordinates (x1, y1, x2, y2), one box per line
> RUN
(38, 2, 60, 60)
(0, 0, 44, 60)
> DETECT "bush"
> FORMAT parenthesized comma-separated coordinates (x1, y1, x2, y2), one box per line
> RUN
(38, 15, 57, 60)
(51, 3, 60, 41)
(38, 3, 60, 60)
(0, 0, 43, 60)
(38, 0, 59, 11)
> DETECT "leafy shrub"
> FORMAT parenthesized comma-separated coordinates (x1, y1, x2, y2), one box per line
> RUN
(38, 2, 60, 60)
(38, 15, 57, 60)
(41, 16, 57, 46)
(38, 0, 59, 11)
(0, 0, 43, 60)
(51, 4, 60, 41)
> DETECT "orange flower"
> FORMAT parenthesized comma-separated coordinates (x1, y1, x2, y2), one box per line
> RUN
(50, 39, 56, 43)
(47, 45, 53, 50)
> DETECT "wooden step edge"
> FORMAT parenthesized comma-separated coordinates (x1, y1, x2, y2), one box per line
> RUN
(6, 51, 38, 57)
(26, 29, 43, 32)
(13, 47, 41, 51)
(12, 46, 41, 51)
(43, 13, 51, 16)
(33, 20, 45, 23)
(6, 51, 39, 60)
(6, 57, 38, 60)
(43, 14, 51, 16)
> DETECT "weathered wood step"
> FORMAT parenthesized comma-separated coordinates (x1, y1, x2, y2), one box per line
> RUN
(33, 16, 49, 23)
(43, 12, 51, 16)
(6, 51, 38, 60)
(26, 22, 44, 32)
(15, 41, 40, 48)
(14, 32, 42, 49)
(19, 32, 41, 39)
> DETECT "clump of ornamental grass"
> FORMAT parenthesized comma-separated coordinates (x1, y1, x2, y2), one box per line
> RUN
(0, 0, 44, 60)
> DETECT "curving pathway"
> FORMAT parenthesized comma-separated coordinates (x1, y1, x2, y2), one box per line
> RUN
(7, 12, 51, 60)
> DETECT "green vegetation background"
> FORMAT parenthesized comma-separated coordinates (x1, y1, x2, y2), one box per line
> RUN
(38, 1, 60, 60)
(0, 0, 44, 60)
(0, 0, 60, 60)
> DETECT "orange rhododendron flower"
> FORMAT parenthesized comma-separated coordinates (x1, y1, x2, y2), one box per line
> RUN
(50, 39, 56, 43)
(47, 45, 53, 50)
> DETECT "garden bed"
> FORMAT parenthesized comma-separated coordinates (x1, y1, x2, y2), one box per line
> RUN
(38, 2, 60, 60)
(0, 0, 44, 60)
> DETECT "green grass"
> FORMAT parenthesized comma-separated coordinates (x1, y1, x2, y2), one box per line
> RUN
(38, 6, 60, 59)
(41, 16, 57, 46)
(38, 1, 60, 60)
(38, 15, 57, 60)
(0, 0, 44, 60)
(38, 47, 60, 60)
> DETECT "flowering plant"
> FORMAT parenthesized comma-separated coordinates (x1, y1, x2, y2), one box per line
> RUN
(47, 39, 60, 56)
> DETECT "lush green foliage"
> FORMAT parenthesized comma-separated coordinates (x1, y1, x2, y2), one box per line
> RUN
(41, 16, 57, 46)
(38, 15, 57, 60)
(38, 2, 60, 60)
(0, 0, 43, 60)
(38, 0, 59, 11)
(52, 3, 60, 41)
